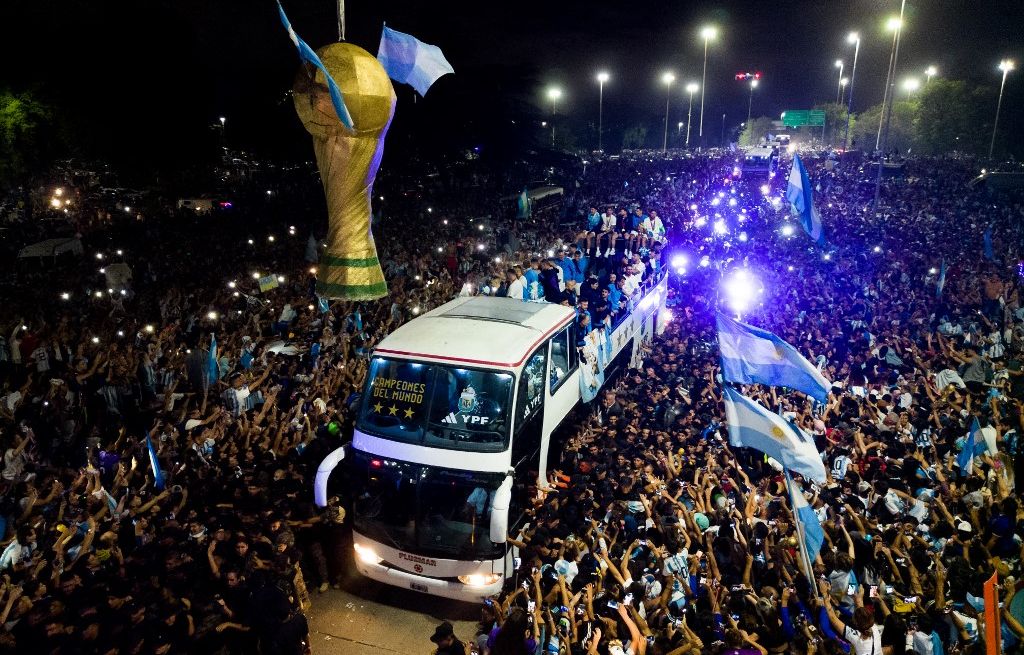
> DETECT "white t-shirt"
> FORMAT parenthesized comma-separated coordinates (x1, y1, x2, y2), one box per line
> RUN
(2, 448, 26, 481)
(30, 347, 50, 373)
(507, 278, 525, 299)
(843, 624, 883, 655)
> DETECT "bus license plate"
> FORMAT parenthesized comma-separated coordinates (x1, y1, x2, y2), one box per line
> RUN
(410, 582, 428, 593)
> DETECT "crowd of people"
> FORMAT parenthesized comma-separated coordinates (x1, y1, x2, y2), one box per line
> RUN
(455, 153, 1024, 655)
(1, 144, 1022, 655)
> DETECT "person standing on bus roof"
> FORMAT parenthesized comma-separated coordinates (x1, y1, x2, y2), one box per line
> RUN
(569, 250, 586, 284)
(539, 260, 561, 302)
(505, 269, 525, 300)
(524, 258, 543, 301)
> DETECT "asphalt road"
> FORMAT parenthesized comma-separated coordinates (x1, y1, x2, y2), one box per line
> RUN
(307, 539, 480, 655)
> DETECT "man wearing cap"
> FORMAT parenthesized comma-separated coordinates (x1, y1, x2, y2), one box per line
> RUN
(430, 621, 466, 655)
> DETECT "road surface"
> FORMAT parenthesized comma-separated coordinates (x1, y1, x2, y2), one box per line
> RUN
(307, 540, 480, 654)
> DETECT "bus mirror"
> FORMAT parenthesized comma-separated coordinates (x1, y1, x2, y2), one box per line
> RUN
(489, 477, 512, 544)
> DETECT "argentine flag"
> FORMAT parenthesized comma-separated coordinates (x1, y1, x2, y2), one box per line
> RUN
(145, 434, 165, 491)
(936, 259, 947, 298)
(717, 312, 831, 404)
(208, 333, 219, 383)
(786, 155, 825, 246)
(723, 386, 827, 482)
(958, 417, 982, 476)
(277, 1, 354, 129)
(787, 475, 824, 562)
(377, 26, 454, 97)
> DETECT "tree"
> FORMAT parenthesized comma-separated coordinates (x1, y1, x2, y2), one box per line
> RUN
(738, 117, 774, 146)
(812, 102, 851, 147)
(622, 124, 649, 150)
(914, 79, 990, 155)
(848, 101, 916, 154)
(0, 90, 56, 189)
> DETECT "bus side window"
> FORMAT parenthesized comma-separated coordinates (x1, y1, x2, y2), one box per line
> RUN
(512, 348, 545, 466)
(549, 326, 571, 393)
(567, 324, 579, 373)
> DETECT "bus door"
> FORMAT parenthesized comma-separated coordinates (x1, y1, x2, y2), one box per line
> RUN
(509, 347, 546, 536)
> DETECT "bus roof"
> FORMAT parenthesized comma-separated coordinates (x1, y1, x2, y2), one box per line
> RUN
(373, 296, 576, 370)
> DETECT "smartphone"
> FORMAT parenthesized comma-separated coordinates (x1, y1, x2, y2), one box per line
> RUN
(869, 586, 878, 598)
(607, 600, 619, 609)
(885, 585, 894, 594)
(513, 557, 522, 569)
(847, 583, 856, 596)
(528, 600, 536, 613)
(639, 539, 647, 546)
(624, 593, 633, 606)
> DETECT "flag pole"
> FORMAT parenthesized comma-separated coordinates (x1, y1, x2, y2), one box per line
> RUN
(784, 467, 821, 601)
(337, 0, 345, 41)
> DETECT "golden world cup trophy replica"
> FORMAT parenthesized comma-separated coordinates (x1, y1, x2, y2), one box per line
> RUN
(292, 43, 395, 300)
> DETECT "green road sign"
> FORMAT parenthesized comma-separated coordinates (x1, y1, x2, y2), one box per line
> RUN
(781, 110, 825, 128)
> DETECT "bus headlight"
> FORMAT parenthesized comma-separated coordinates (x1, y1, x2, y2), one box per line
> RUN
(353, 543, 382, 565)
(458, 573, 502, 587)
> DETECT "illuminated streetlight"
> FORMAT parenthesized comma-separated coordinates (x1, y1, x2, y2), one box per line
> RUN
(925, 65, 937, 84)
(901, 77, 920, 94)
(684, 82, 699, 148)
(661, 72, 676, 151)
(596, 71, 610, 151)
(546, 86, 562, 146)
(843, 31, 861, 149)
(990, 59, 1016, 158)
(698, 25, 718, 144)
(746, 78, 758, 129)
(835, 59, 845, 104)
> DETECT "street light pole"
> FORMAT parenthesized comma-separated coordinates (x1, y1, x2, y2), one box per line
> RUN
(844, 32, 860, 149)
(746, 79, 758, 131)
(698, 26, 717, 146)
(685, 83, 698, 148)
(874, 0, 907, 210)
(596, 72, 609, 152)
(835, 60, 844, 104)
(547, 87, 562, 148)
(662, 72, 675, 152)
(990, 60, 1015, 159)
(877, 3, 906, 152)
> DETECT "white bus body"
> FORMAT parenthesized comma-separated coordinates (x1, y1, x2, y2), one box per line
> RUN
(348, 274, 668, 601)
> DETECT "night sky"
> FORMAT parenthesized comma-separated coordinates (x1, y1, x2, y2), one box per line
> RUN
(2, 0, 1022, 168)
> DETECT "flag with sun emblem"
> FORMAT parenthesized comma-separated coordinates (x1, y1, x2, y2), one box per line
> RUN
(722, 386, 827, 482)
(716, 312, 831, 404)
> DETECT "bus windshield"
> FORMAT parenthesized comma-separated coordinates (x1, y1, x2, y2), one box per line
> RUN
(351, 450, 505, 560)
(357, 357, 513, 452)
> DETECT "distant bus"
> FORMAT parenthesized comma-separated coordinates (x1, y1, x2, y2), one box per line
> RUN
(741, 146, 779, 177)
(344, 276, 668, 601)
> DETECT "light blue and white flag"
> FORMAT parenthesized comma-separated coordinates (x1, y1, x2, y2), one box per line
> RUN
(716, 312, 831, 403)
(278, 1, 354, 129)
(317, 295, 330, 314)
(208, 333, 219, 383)
(786, 155, 825, 246)
(722, 386, 827, 482)
(984, 227, 995, 261)
(377, 26, 454, 97)
(958, 417, 982, 476)
(786, 474, 824, 562)
(516, 188, 530, 219)
(145, 434, 165, 491)
(936, 259, 947, 298)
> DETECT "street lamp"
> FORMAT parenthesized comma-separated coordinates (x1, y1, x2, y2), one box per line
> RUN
(685, 82, 699, 148)
(925, 65, 937, 85)
(596, 72, 609, 152)
(990, 59, 1015, 159)
(877, 8, 906, 151)
(661, 72, 676, 151)
(698, 25, 718, 145)
(746, 78, 758, 131)
(844, 31, 860, 149)
(901, 77, 920, 94)
(875, 0, 907, 210)
(835, 59, 844, 104)
(547, 86, 562, 147)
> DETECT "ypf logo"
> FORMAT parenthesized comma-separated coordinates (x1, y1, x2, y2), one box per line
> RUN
(414, 564, 423, 573)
